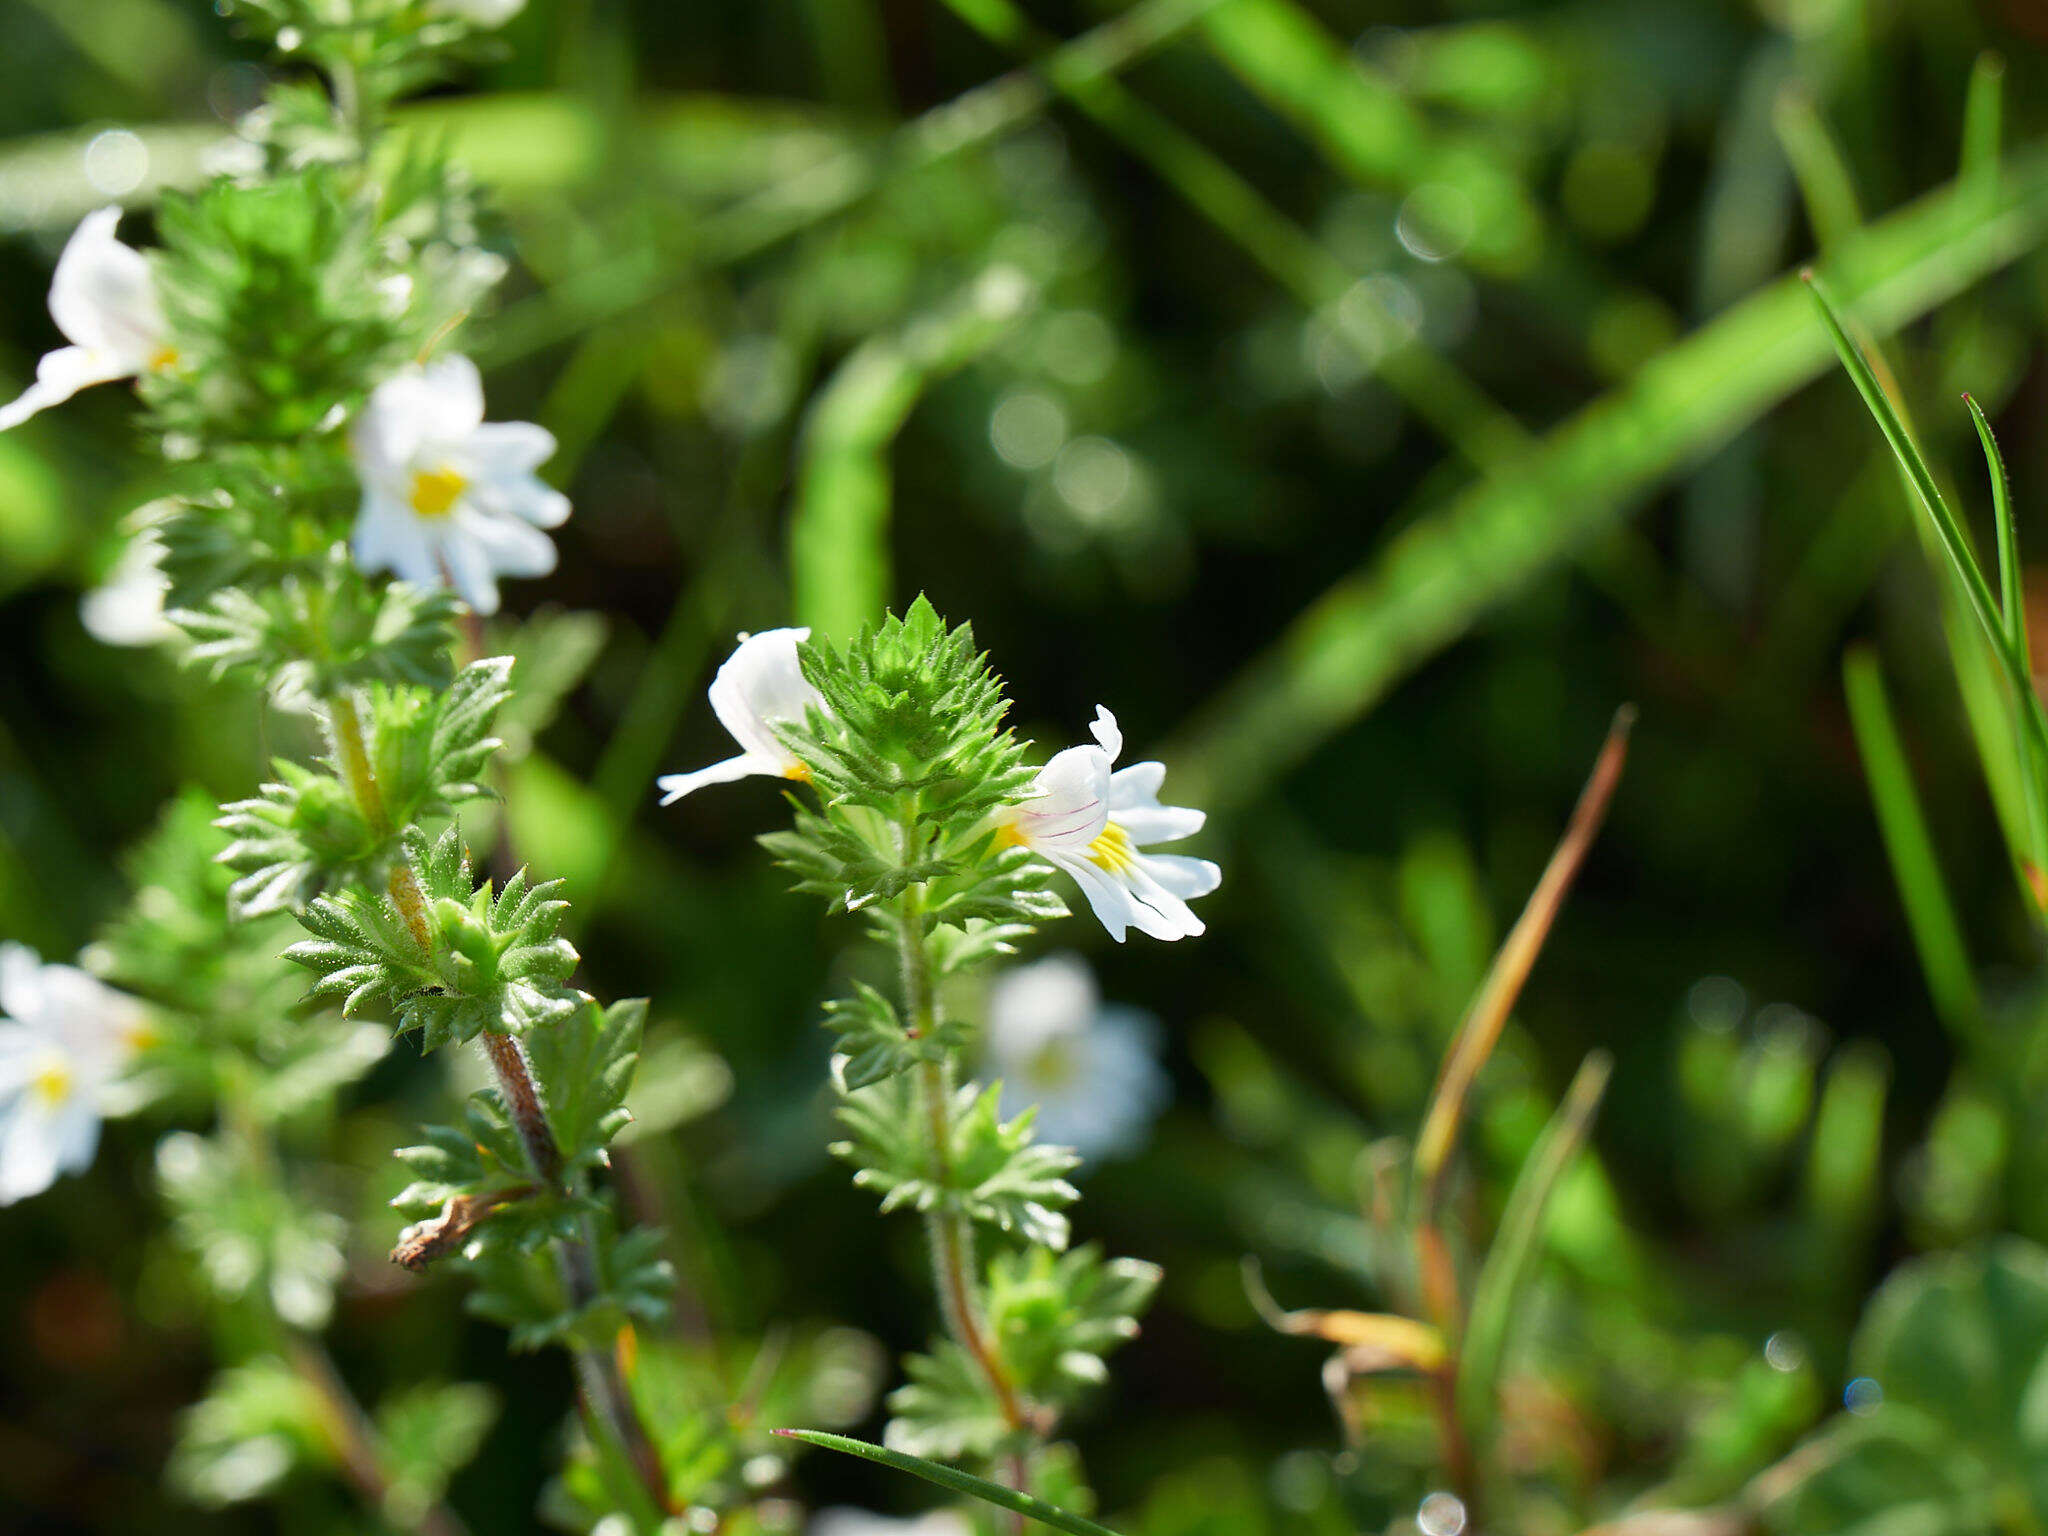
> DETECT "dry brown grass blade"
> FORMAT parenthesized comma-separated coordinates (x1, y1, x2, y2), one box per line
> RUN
(1240, 1258, 1448, 1372)
(1413, 705, 1636, 1202)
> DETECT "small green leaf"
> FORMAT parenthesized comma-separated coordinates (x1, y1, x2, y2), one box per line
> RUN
(527, 995, 646, 1166)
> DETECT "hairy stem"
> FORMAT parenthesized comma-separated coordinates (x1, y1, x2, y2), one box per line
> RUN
(893, 853, 1027, 1436)
(478, 1029, 563, 1186)
(326, 693, 671, 1522)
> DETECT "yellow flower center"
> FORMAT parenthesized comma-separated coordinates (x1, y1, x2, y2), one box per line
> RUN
(1087, 821, 1136, 875)
(1028, 1039, 1081, 1090)
(782, 762, 813, 784)
(996, 822, 1027, 850)
(33, 1059, 72, 1106)
(148, 345, 180, 372)
(409, 465, 469, 519)
(124, 1018, 159, 1053)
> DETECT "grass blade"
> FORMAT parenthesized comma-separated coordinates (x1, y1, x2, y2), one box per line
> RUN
(934, 0, 1529, 475)
(1840, 646, 1986, 1050)
(1964, 393, 2048, 885)
(775, 1431, 1124, 1536)
(1801, 273, 2004, 651)
(792, 267, 1036, 638)
(1412, 707, 1633, 1201)
(1812, 278, 2048, 904)
(1173, 146, 2048, 813)
(1966, 394, 2024, 654)
(1454, 1049, 1612, 1438)
(1775, 89, 1864, 251)
(1963, 51, 2005, 202)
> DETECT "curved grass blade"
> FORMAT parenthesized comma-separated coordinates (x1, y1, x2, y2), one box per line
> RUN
(1413, 706, 1633, 1200)
(1841, 646, 1988, 1051)
(774, 1430, 1125, 1536)
(1803, 274, 2004, 650)
(1963, 52, 2005, 202)
(1454, 1049, 1612, 1440)
(1966, 395, 2024, 654)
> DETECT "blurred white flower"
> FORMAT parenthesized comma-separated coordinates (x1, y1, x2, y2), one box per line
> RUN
(0, 944, 153, 1205)
(432, 0, 526, 25)
(1000, 706, 1218, 942)
(982, 953, 1167, 1159)
(0, 206, 173, 432)
(657, 628, 825, 804)
(810, 1508, 970, 1536)
(349, 353, 569, 615)
(79, 513, 175, 647)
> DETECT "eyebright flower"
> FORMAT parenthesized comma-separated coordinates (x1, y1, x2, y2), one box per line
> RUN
(657, 628, 826, 805)
(349, 353, 570, 616)
(981, 953, 1167, 1159)
(0, 944, 153, 1205)
(0, 207, 173, 432)
(79, 512, 175, 647)
(1000, 706, 1218, 943)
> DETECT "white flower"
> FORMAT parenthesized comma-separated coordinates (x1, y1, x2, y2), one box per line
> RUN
(657, 628, 826, 804)
(79, 510, 175, 647)
(810, 1509, 970, 1536)
(1000, 706, 1218, 942)
(0, 206, 173, 432)
(982, 953, 1167, 1159)
(0, 944, 153, 1206)
(349, 353, 569, 616)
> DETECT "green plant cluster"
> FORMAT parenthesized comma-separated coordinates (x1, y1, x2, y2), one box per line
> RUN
(39, 3, 720, 1526)
(757, 599, 1155, 1481)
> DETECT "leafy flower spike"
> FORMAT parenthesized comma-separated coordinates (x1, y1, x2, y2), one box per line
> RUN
(0, 944, 153, 1204)
(657, 627, 827, 804)
(0, 207, 173, 431)
(350, 353, 570, 616)
(1000, 706, 1219, 943)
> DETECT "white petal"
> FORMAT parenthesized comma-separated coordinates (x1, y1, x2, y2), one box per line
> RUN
(466, 420, 558, 474)
(707, 628, 822, 769)
(1049, 852, 1145, 943)
(0, 345, 133, 430)
(0, 1098, 64, 1205)
(439, 531, 502, 615)
(0, 1026, 50, 1096)
(352, 356, 485, 481)
(1106, 762, 1205, 844)
(36, 963, 142, 1065)
(48, 207, 164, 366)
(1123, 862, 1206, 939)
(80, 529, 173, 646)
(985, 954, 1097, 1063)
(352, 496, 442, 588)
(469, 470, 571, 529)
(51, 1095, 102, 1176)
(1139, 852, 1221, 901)
(414, 353, 487, 437)
(457, 505, 558, 577)
(1117, 803, 1205, 845)
(1013, 744, 1112, 850)
(0, 943, 46, 1024)
(1088, 706, 1123, 761)
(656, 754, 779, 805)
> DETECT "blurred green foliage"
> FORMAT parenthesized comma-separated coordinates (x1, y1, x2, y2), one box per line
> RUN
(10, 0, 2048, 1532)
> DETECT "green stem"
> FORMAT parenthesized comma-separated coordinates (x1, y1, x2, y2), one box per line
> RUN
(323, 694, 672, 1525)
(892, 828, 1028, 1437)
